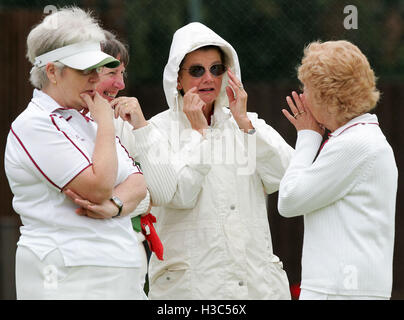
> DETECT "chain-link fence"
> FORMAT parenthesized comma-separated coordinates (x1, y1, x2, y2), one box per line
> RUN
(122, 0, 404, 85)
(3, 0, 403, 84)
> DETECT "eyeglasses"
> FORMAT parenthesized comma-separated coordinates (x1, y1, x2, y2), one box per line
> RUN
(181, 64, 227, 78)
(80, 66, 104, 76)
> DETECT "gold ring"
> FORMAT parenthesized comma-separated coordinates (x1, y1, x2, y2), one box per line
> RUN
(299, 111, 306, 115)
(239, 85, 244, 90)
(293, 113, 299, 119)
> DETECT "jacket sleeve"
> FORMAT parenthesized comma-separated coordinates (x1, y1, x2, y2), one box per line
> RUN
(129, 189, 150, 217)
(116, 117, 213, 210)
(277, 130, 370, 217)
(115, 119, 177, 206)
(248, 113, 294, 194)
(166, 129, 214, 209)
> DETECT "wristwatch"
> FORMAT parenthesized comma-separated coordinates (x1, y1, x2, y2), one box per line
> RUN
(110, 196, 123, 218)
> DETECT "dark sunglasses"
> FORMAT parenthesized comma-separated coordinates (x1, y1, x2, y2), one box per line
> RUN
(181, 63, 227, 78)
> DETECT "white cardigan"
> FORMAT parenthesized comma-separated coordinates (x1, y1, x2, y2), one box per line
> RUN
(117, 22, 294, 299)
(278, 113, 398, 298)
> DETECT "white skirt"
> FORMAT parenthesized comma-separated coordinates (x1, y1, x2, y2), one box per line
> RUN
(16, 245, 148, 300)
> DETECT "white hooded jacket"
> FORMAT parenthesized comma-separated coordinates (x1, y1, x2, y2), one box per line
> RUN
(116, 22, 294, 299)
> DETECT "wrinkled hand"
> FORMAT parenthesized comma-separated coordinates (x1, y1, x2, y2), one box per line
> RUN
(111, 96, 148, 129)
(183, 87, 208, 135)
(282, 91, 324, 135)
(225, 69, 253, 132)
(64, 189, 119, 219)
(80, 92, 113, 124)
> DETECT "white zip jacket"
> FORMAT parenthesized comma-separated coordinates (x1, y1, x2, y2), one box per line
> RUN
(278, 113, 398, 298)
(117, 22, 294, 299)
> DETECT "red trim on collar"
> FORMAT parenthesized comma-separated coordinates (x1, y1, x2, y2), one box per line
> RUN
(318, 122, 379, 155)
(332, 122, 379, 137)
(79, 109, 93, 122)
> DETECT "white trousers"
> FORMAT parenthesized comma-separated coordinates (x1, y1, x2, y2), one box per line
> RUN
(16, 246, 148, 300)
(300, 288, 388, 300)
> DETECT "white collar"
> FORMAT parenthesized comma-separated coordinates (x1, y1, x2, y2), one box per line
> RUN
(31, 89, 65, 113)
(331, 113, 379, 137)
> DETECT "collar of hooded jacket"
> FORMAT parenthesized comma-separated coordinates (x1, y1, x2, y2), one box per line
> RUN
(163, 22, 241, 115)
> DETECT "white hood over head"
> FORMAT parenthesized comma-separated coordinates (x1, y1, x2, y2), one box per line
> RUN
(163, 22, 241, 112)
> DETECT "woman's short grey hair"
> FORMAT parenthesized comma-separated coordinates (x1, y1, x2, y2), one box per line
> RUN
(27, 6, 106, 89)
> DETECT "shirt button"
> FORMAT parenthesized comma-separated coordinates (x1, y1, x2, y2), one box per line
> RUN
(230, 204, 236, 210)
(239, 281, 244, 286)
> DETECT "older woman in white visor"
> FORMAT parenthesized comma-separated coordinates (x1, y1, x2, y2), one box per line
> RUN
(4, 7, 148, 299)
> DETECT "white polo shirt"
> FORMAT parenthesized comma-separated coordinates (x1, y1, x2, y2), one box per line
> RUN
(5, 89, 143, 267)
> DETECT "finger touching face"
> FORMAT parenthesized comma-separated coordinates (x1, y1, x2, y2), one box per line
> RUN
(53, 67, 98, 110)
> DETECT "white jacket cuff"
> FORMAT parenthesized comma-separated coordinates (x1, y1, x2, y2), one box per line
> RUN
(130, 124, 177, 206)
(129, 189, 150, 218)
(293, 130, 323, 166)
(131, 124, 157, 151)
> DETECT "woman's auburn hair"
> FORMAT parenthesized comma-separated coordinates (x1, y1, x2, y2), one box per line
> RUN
(298, 40, 380, 124)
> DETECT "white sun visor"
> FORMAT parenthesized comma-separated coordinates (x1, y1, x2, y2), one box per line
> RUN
(32, 41, 120, 72)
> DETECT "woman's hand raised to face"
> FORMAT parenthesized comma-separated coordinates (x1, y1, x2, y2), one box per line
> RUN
(80, 92, 113, 124)
(225, 69, 253, 132)
(111, 96, 148, 130)
(183, 86, 209, 135)
(282, 91, 324, 136)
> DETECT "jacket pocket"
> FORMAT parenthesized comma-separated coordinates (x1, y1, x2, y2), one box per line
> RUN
(149, 262, 192, 299)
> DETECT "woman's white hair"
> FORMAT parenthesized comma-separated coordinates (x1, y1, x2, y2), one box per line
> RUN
(27, 6, 106, 89)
